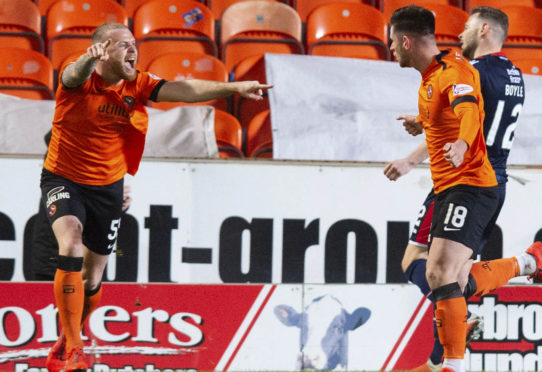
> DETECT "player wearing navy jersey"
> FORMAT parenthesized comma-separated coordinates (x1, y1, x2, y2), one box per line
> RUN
(384, 7, 530, 371)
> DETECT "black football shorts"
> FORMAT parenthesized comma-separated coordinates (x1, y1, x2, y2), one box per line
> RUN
(40, 168, 124, 255)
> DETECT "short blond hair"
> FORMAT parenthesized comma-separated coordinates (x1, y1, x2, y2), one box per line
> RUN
(91, 22, 129, 44)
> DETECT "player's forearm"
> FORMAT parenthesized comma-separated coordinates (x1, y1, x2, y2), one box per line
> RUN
(454, 102, 480, 148)
(157, 79, 239, 103)
(407, 141, 429, 165)
(61, 54, 98, 88)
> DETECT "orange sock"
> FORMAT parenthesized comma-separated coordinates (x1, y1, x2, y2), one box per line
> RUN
(470, 258, 520, 297)
(54, 269, 84, 352)
(82, 285, 103, 326)
(435, 297, 467, 359)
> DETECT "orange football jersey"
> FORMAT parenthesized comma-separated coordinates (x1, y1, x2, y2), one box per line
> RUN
(44, 70, 165, 185)
(417, 50, 497, 193)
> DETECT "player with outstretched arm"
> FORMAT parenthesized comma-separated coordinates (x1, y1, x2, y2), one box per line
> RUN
(42, 22, 272, 372)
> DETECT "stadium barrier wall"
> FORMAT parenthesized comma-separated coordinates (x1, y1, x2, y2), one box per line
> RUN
(1, 283, 542, 371)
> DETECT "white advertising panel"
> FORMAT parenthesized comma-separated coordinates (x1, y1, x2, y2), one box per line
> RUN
(0, 157, 540, 284)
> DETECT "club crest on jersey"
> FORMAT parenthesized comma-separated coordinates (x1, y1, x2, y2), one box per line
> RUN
(427, 84, 433, 99)
(452, 83, 474, 96)
(123, 96, 135, 109)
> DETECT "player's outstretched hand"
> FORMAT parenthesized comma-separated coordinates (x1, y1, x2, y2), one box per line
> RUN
(383, 158, 414, 181)
(87, 39, 111, 62)
(443, 139, 468, 168)
(397, 114, 423, 136)
(236, 81, 274, 101)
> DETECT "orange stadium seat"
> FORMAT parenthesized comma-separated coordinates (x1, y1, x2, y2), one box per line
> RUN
(0, 48, 54, 100)
(465, 0, 542, 12)
(146, 52, 229, 111)
(381, 0, 461, 20)
(203, 0, 280, 20)
(133, 0, 216, 70)
(295, 0, 372, 23)
(513, 58, 542, 75)
(429, 4, 469, 50)
(231, 54, 269, 128)
(306, 3, 390, 60)
(245, 109, 272, 158)
(121, 0, 149, 18)
(500, 6, 542, 62)
(220, 1, 303, 72)
(46, 0, 128, 71)
(214, 109, 244, 158)
(0, 0, 44, 53)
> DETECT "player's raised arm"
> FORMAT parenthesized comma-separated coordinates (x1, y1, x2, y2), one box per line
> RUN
(62, 39, 112, 88)
(156, 79, 273, 103)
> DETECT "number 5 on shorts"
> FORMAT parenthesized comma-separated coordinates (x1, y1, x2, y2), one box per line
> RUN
(107, 218, 121, 241)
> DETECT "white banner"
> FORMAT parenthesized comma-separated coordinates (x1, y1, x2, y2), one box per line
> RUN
(0, 94, 218, 157)
(0, 157, 541, 284)
(266, 53, 542, 165)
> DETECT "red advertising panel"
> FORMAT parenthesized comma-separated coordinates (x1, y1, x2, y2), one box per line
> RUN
(0, 283, 272, 371)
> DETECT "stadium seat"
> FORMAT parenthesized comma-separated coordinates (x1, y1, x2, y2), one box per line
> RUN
(203, 0, 280, 20)
(306, 3, 389, 60)
(465, 0, 541, 12)
(230, 54, 269, 128)
(133, 0, 217, 70)
(295, 0, 370, 23)
(429, 4, 469, 50)
(46, 0, 128, 71)
(500, 6, 542, 62)
(0, 0, 44, 53)
(0, 48, 54, 100)
(381, 0, 461, 20)
(121, 0, 149, 18)
(145, 52, 229, 111)
(220, 1, 303, 72)
(245, 109, 272, 158)
(513, 58, 542, 75)
(214, 109, 244, 158)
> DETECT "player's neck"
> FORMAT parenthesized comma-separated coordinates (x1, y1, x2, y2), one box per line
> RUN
(95, 64, 123, 86)
(415, 45, 441, 74)
(473, 39, 501, 59)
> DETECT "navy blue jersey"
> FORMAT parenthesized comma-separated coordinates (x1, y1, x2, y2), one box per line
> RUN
(471, 53, 525, 183)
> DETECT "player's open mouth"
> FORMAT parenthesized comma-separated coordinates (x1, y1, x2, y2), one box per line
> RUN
(125, 58, 136, 69)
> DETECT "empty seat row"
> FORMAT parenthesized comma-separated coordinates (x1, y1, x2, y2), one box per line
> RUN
(8, 0, 542, 77)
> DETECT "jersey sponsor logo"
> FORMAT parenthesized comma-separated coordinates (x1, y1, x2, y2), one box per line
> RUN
(97, 102, 130, 118)
(427, 84, 433, 99)
(452, 83, 474, 96)
(46, 186, 70, 208)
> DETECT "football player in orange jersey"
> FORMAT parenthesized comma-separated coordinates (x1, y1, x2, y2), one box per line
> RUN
(41, 22, 272, 372)
(385, 6, 532, 372)
(389, 6, 541, 372)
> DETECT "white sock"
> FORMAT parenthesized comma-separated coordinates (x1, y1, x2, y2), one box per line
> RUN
(516, 253, 537, 276)
(443, 358, 465, 371)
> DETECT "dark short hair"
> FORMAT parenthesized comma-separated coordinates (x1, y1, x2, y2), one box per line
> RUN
(390, 5, 435, 36)
(471, 6, 508, 40)
(91, 22, 129, 44)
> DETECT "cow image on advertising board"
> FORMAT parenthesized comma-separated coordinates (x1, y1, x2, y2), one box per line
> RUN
(274, 294, 371, 370)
